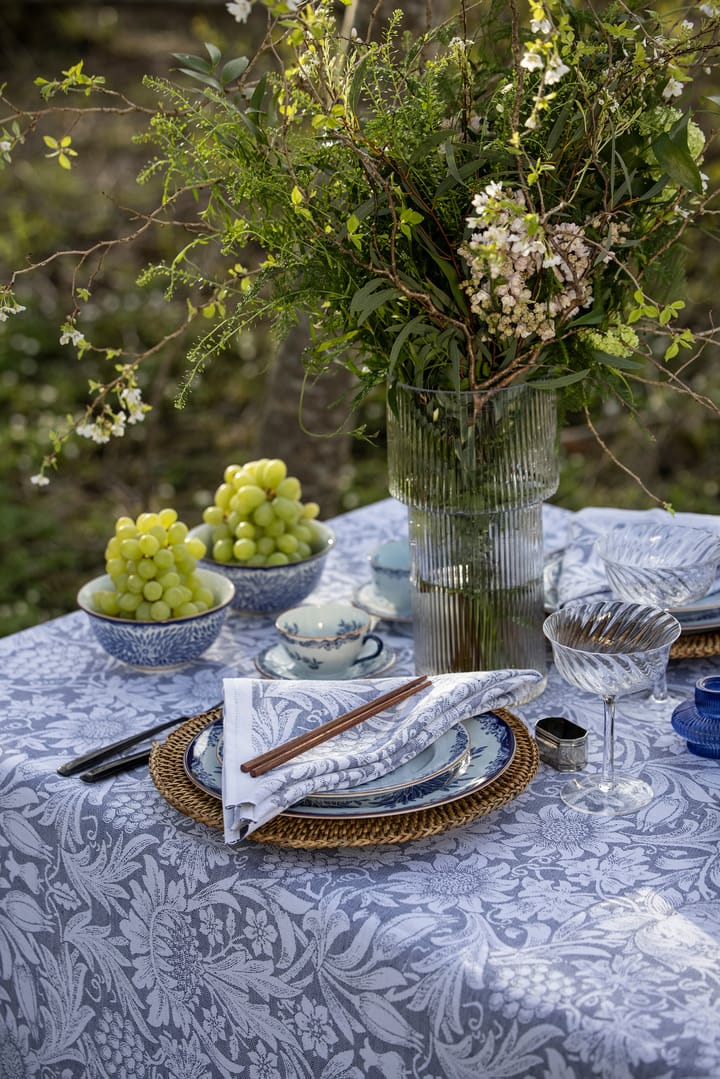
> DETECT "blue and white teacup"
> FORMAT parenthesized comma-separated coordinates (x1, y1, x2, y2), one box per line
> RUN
(275, 603, 383, 675)
(369, 539, 411, 612)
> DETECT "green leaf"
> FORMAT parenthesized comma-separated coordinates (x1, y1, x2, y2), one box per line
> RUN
(221, 57, 250, 86)
(204, 42, 222, 66)
(349, 279, 400, 324)
(177, 69, 223, 90)
(592, 349, 644, 371)
(171, 52, 212, 74)
(533, 370, 589, 388)
(651, 132, 703, 194)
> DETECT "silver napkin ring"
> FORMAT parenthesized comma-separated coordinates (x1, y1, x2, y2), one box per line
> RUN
(535, 716, 588, 772)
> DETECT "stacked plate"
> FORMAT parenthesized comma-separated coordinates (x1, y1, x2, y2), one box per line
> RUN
(184, 711, 516, 821)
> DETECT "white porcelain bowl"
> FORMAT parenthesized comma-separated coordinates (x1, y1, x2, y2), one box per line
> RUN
(189, 521, 335, 614)
(77, 568, 235, 668)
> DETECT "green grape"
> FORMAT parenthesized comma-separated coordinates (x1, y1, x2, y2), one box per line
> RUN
(106, 557, 125, 579)
(154, 549, 175, 572)
(213, 538, 234, 563)
(266, 551, 289, 566)
(296, 541, 312, 559)
(185, 536, 206, 560)
(261, 458, 287, 489)
(119, 592, 142, 614)
(137, 559, 157, 581)
(194, 586, 214, 607)
(214, 482, 234, 510)
(163, 586, 185, 610)
(177, 601, 199, 617)
(203, 505, 225, 526)
(116, 522, 137, 542)
(105, 536, 122, 560)
(234, 485, 266, 515)
(275, 476, 302, 501)
(150, 600, 171, 621)
(265, 518, 286, 538)
(93, 590, 119, 616)
(143, 580, 163, 602)
(247, 553, 267, 565)
(256, 536, 276, 557)
(272, 496, 302, 524)
(301, 501, 320, 519)
(137, 511, 160, 532)
(277, 533, 299, 556)
(138, 533, 160, 558)
(158, 507, 178, 528)
(253, 502, 274, 529)
(120, 538, 142, 561)
(234, 520, 256, 540)
(157, 570, 180, 590)
(233, 537, 257, 561)
(110, 572, 129, 593)
(292, 524, 312, 544)
(223, 463, 242, 483)
(136, 601, 153, 621)
(211, 523, 232, 542)
(126, 574, 145, 595)
(148, 524, 168, 546)
(167, 521, 188, 544)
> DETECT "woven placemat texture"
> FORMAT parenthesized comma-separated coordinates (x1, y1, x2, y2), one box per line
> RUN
(671, 631, 720, 659)
(149, 705, 539, 849)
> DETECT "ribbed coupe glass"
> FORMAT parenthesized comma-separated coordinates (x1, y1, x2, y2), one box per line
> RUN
(543, 601, 681, 815)
(596, 523, 720, 708)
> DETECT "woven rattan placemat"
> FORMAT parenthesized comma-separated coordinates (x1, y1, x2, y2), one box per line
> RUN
(671, 631, 720, 659)
(149, 706, 539, 849)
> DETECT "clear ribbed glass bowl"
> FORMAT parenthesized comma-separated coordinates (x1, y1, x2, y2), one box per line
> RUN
(595, 523, 720, 609)
(543, 600, 682, 698)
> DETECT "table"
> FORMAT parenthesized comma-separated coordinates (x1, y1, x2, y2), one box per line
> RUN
(2, 498, 720, 1079)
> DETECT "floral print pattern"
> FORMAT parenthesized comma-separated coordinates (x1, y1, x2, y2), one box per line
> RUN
(1, 500, 719, 1077)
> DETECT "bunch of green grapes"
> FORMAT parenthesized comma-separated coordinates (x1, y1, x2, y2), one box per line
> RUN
(91, 508, 211, 621)
(202, 458, 321, 567)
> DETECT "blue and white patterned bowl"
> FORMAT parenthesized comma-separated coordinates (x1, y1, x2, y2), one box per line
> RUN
(189, 521, 335, 614)
(77, 568, 235, 669)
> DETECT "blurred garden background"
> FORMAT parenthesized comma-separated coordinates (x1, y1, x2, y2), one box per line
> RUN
(1, 0, 719, 636)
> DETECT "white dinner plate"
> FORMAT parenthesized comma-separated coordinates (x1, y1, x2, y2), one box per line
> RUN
(254, 641, 397, 680)
(183, 711, 516, 819)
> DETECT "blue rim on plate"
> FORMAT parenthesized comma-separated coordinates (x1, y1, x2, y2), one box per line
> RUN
(183, 712, 515, 819)
(352, 582, 413, 624)
(254, 641, 397, 680)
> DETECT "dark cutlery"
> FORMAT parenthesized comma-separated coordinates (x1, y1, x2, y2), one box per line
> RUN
(57, 705, 221, 777)
(79, 748, 153, 783)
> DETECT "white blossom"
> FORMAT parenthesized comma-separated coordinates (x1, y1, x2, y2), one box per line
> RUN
(0, 303, 25, 322)
(76, 422, 110, 444)
(662, 78, 683, 99)
(59, 327, 85, 347)
(119, 386, 146, 424)
(520, 50, 545, 72)
(226, 0, 252, 23)
(30, 473, 50, 487)
(0, 140, 11, 152)
(530, 17, 552, 34)
(545, 54, 570, 85)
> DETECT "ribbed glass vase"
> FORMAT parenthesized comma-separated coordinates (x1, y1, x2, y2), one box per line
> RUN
(386, 381, 559, 679)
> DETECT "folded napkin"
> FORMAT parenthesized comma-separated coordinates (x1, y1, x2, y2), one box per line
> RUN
(221, 669, 543, 842)
(552, 506, 720, 609)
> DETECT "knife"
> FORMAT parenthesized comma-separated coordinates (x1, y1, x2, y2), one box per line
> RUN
(79, 747, 153, 783)
(57, 705, 221, 777)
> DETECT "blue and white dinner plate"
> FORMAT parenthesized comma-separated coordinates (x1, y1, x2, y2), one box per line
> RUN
(254, 641, 397, 680)
(183, 712, 515, 819)
(352, 582, 413, 624)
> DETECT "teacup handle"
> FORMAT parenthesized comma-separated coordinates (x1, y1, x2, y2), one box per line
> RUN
(352, 633, 384, 665)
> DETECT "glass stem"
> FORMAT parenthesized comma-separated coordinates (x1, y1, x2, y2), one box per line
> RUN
(650, 670, 668, 704)
(601, 695, 616, 790)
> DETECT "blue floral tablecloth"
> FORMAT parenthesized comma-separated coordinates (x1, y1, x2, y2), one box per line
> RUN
(1, 498, 720, 1079)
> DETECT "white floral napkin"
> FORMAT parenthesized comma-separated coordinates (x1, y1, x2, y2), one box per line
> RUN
(552, 506, 720, 608)
(221, 669, 543, 842)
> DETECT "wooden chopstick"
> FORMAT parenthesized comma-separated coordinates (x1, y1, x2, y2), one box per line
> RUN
(240, 675, 432, 777)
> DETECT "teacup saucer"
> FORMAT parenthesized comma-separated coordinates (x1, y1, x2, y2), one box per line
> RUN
(352, 582, 412, 624)
(254, 640, 397, 680)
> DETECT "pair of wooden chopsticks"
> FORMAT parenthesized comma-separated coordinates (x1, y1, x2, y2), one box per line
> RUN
(240, 675, 432, 777)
